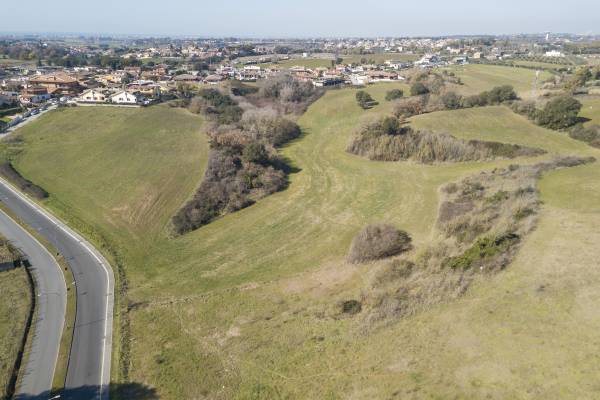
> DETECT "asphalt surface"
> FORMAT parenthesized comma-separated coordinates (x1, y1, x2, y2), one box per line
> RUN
(0, 178, 114, 400)
(0, 210, 66, 399)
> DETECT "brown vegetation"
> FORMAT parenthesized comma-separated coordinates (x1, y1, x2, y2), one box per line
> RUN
(174, 76, 320, 234)
(348, 224, 412, 264)
(360, 156, 595, 328)
(347, 116, 545, 163)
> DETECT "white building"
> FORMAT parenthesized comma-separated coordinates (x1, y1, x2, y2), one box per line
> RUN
(110, 91, 142, 105)
(350, 74, 370, 86)
(545, 50, 564, 58)
(78, 89, 107, 103)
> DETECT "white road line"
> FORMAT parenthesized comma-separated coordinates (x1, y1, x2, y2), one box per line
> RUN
(0, 177, 113, 399)
(0, 209, 66, 395)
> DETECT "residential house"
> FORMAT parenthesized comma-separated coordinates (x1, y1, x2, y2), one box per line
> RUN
(0, 91, 19, 106)
(77, 88, 108, 103)
(350, 74, 370, 86)
(173, 74, 200, 83)
(204, 74, 225, 84)
(20, 86, 51, 104)
(110, 90, 143, 105)
(367, 70, 399, 82)
(29, 73, 82, 96)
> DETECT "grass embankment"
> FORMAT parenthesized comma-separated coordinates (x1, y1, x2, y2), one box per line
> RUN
(5, 72, 600, 398)
(0, 239, 30, 399)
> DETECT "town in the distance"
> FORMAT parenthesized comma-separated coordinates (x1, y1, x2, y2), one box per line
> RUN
(1, 33, 598, 131)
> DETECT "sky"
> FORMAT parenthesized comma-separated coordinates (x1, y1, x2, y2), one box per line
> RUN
(2, 0, 599, 37)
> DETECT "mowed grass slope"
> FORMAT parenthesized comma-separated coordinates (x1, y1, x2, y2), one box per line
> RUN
(10, 105, 208, 253)
(6, 73, 600, 398)
(446, 64, 553, 98)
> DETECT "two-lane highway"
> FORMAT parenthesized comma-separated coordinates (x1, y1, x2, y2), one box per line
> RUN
(0, 178, 114, 400)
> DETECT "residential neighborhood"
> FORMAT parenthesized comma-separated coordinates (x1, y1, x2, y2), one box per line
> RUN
(0, 32, 591, 132)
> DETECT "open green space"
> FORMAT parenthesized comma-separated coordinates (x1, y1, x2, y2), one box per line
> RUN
(579, 96, 600, 126)
(511, 60, 573, 70)
(4, 73, 600, 399)
(446, 64, 553, 98)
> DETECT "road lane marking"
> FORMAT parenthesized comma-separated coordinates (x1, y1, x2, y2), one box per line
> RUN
(0, 178, 113, 399)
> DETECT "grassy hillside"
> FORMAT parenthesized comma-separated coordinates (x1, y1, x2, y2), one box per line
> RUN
(446, 64, 553, 98)
(5, 85, 600, 399)
(9, 105, 208, 248)
(579, 96, 600, 126)
(0, 250, 29, 398)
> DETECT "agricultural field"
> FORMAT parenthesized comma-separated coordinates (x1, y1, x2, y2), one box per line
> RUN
(0, 245, 30, 399)
(5, 69, 600, 398)
(445, 64, 553, 98)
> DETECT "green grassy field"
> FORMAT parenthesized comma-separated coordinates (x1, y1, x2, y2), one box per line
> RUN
(0, 259, 30, 398)
(579, 96, 600, 126)
(5, 77, 600, 399)
(0, 58, 37, 67)
(511, 60, 573, 70)
(446, 64, 553, 98)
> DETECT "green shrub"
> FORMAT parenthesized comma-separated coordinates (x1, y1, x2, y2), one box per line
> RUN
(410, 82, 429, 96)
(385, 89, 404, 101)
(536, 96, 582, 130)
(441, 92, 462, 109)
(443, 233, 520, 270)
(242, 143, 269, 164)
(569, 124, 600, 148)
(356, 90, 378, 109)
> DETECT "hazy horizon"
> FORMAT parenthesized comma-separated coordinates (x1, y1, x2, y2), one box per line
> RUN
(3, 0, 599, 38)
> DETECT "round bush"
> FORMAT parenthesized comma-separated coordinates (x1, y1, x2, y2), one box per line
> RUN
(348, 224, 412, 264)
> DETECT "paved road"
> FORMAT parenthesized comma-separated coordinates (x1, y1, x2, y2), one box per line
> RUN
(0, 210, 66, 399)
(0, 178, 114, 400)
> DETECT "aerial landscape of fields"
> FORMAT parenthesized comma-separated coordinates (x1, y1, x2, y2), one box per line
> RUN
(2, 1, 600, 399)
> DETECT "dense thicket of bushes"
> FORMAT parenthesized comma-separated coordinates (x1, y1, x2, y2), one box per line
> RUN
(0, 162, 48, 199)
(385, 89, 404, 101)
(511, 96, 583, 131)
(393, 85, 517, 118)
(188, 88, 243, 124)
(174, 77, 312, 234)
(569, 124, 600, 148)
(347, 116, 544, 163)
(536, 96, 582, 130)
(172, 150, 286, 233)
(356, 90, 378, 109)
(348, 224, 412, 264)
(256, 73, 322, 113)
